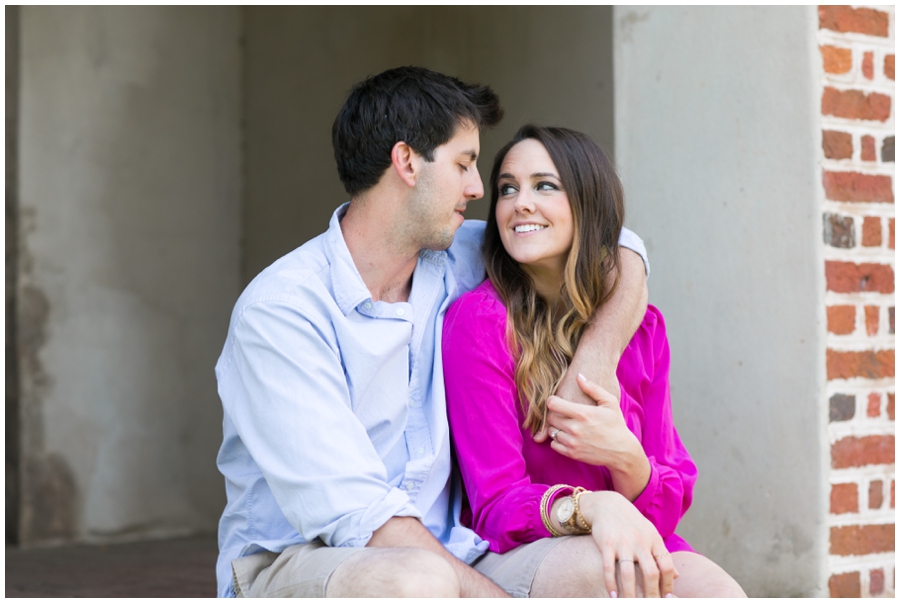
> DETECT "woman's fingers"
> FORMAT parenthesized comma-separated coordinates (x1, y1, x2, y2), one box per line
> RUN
(616, 557, 638, 598)
(653, 549, 677, 597)
(600, 545, 619, 598)
(635, 550, 661, 597)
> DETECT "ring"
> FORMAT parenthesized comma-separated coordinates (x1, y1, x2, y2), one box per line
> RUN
(550, 428, 561, 440)
(618, 558, 634, 564)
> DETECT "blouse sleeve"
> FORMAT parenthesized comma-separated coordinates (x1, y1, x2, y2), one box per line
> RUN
(442, 288, 552, 554)
(625, 306, 698, 539)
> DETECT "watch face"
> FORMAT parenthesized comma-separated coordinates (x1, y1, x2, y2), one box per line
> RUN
(556, 497, 575, 523)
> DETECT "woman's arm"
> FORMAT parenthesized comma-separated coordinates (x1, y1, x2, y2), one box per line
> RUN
(442, 289, 557, 553)
(546, 309, 697, 540)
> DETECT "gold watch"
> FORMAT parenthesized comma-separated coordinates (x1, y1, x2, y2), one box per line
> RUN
(556, 487, 590, 534)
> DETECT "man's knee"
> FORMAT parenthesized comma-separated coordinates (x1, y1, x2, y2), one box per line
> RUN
(327, 548, 459, 597)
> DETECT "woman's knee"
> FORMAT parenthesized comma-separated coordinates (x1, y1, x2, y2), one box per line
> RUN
(328, 548, 459, 597)
(671, 551, 747, 598)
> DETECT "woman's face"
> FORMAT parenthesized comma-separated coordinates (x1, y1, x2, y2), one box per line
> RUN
(495, 139, 575, 279)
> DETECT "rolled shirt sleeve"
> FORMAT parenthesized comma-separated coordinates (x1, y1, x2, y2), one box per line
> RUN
(223, 300, 421, 548)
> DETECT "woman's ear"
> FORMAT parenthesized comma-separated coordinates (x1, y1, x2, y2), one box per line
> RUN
(390, 141, 420, 188)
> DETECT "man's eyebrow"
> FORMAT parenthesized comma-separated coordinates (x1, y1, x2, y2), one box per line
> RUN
(461, 149, 478, 161)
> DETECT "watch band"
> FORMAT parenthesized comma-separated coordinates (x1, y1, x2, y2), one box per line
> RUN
(572, 487, 591, 533)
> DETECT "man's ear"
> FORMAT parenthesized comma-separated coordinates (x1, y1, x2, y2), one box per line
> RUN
(390, 141, 420, 188)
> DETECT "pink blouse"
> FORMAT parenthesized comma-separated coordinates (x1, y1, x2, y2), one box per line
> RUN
(443, 280, 697, 554)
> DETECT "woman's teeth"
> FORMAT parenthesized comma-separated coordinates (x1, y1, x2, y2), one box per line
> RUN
(514, 224, 546, 233)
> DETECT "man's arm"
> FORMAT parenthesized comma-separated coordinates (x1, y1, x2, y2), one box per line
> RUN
(558, 247, 648, 405)
(368, 517, 509, 598)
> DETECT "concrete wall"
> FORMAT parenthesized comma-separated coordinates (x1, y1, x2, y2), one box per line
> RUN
(17, 6, 241, 544)
(243, 6, 614, 282)
(614, 6, 824, 596)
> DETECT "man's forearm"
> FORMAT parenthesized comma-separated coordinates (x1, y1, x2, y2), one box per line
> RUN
(558, 247, 648, 404)
(368, 516, 509, 597)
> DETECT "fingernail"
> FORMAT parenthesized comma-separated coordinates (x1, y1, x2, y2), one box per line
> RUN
(610, 591, 617, 599)
(666, 594, 674, 598)
(578, 373, 586, 380)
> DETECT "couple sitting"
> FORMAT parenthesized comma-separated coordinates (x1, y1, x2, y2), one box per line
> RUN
(215, 66, 745, 598)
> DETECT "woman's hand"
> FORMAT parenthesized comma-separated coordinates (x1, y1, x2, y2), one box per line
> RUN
(546, 374, 651, 501)
(578, 490, 677, 598)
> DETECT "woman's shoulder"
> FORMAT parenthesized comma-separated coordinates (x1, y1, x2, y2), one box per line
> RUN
(444, 279, 507, 334)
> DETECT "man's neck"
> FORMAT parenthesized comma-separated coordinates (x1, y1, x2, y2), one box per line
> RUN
(340, 196, 419, 303)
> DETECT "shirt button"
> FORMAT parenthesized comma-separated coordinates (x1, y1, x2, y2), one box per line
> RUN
(396, 308, 405, 316)
(363, 302, 372, 310)
(404, 483, 414, 491)
(417, 447, 425, 456)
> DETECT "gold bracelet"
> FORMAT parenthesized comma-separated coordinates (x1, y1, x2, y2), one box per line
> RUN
(540, 484, 572, 537)
(572, 487, 592, 534)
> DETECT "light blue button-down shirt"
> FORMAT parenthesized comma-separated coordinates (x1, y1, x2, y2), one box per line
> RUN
(215, 204, 648, 597)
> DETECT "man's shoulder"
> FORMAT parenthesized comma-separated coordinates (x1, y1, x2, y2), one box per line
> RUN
(234, 232, 333, 318)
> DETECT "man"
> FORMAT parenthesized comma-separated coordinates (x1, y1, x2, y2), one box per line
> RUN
(215, 66, 654, 597)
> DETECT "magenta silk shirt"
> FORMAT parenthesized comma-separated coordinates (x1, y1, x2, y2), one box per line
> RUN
(442, 280, 697, 555)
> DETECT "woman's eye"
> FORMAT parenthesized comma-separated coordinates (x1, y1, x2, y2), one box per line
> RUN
(536, 181, 559, 192)
(499, 184, 517, 195)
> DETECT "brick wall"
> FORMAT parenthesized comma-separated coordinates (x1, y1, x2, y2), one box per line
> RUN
(819, 5, 895, 598)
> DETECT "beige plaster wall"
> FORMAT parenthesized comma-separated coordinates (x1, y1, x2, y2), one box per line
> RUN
(614, 6, 824, 596)
(17, 6, 241, 544)
(243, 6, 615, 282)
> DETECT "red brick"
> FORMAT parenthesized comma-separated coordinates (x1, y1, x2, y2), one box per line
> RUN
(861, 135, 876, 161)
(822, 170, 894, 203)
(827, 349, 895, 380)
(869, 479, 884, 509)
(862, 51, 874, 79)
(823, 130, 853, 159)
(870, 568, 885, 595)
(819, 6, 889, 37)
(888, 393, 895, 420)
(829, 571, 861, 598)
(832, 435, 895, 468)
(889, 218, 894, 249)
(867, 392, 881, 417)
(886, 54, 895, 81)
(861, 216, 881, 246)
(825, 261, 894, 294)
(827, 305, 856, 334)
(830, 524, 894, 555)
(821, 45, 853, 74)
(864, 305, 879, 335)
(822, 87, 891, 122)
(831, 482, 859, 514)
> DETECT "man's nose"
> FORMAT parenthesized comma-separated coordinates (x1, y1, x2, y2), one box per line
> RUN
(465, 167, 484, 200)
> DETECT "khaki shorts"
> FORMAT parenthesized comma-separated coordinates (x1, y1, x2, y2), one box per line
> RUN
(231, 537, 572, 598)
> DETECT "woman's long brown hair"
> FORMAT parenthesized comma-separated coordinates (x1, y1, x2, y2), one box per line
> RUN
(483, 125, 625, 435)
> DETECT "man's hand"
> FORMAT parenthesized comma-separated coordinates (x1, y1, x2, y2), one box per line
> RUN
(367, 517, 509, 598)
(536, 247, 648, 443)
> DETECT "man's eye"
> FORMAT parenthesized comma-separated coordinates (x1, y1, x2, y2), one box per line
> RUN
(499, 184, 517, 195)
(460, 164, 469, 172)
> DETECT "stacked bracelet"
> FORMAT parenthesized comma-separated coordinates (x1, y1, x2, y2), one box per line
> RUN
(572, 487, 591, 533)
(540, 484, 574, 537)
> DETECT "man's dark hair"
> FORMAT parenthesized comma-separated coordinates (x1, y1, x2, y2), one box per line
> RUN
(332, 66, 504, 196)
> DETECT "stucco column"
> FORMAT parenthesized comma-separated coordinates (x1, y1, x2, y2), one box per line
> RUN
(17, 6, 241, 544)
(614, 6, 825, 596)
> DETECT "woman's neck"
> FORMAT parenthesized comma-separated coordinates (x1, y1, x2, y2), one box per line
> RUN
(524, 265, 565, 311)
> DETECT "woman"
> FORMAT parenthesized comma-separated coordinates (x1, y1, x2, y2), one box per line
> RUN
(443, 125, 745, 597)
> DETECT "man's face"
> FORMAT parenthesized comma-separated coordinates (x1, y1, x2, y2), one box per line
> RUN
(404, 122, 483, 251)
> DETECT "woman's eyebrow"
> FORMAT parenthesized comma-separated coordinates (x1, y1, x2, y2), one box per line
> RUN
(531, 172, 559, 179)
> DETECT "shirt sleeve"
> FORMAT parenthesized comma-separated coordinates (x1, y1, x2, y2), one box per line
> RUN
(619, 226, 650, 277)
(624, 306, 697, 539)
(443, 290, 552, 554)
(221, 300, 421, 548)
